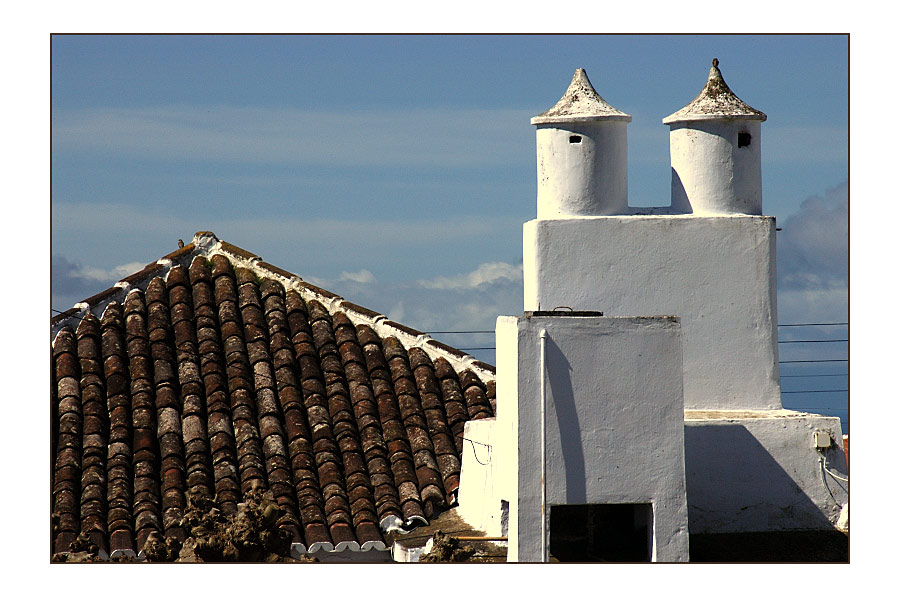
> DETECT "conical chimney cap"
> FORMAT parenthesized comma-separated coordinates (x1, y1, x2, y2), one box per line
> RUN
(663, 58, 766, 124)
(531, 68, 631, 125)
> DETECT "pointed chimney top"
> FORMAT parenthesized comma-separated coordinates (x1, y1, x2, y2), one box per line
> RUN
(531, 68, 631, 125)
(662, 58, 766, 124)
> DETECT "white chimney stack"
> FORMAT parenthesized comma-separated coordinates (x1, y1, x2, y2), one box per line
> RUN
(531, 69, 631, 218)
(663, 58, 767, 215)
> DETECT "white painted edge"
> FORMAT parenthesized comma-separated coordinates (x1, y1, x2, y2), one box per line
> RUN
(836, 503, 849, 532)
(109, 548, 137, 559)
(332, 540, 360, 552)
(306, 541, 335, 553)
(403, 515, 428, 531)
(390, 537, 434, 562)
(380, 514, 404, 533)
(209, 241, 496, 383)
(52, 232, 494, 384)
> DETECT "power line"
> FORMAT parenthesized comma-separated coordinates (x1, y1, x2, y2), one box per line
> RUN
(779, 359, 849, 364)
(439, 324, 850, 332)
(778, 323, 847, 327)
(778, 339, 848, 344)
(780, 373, 848, 378)
(429, 331, 492, 335)
(781, 389, 848, 394)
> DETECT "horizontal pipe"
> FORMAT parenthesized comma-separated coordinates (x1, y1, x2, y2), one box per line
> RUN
(452, 536, 508, 542)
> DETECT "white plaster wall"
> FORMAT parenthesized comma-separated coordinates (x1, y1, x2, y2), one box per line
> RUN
(669, 121, 762, 215)
(535, 121, 628, 218)
(493, 316, 521, 558)
(501, 315, 689, 562)
(523, 215, 781, 411)
(455, 418, 504, 537)
(683, 413, 848, 533)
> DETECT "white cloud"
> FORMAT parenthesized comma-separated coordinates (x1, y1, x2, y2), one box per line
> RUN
(338, 269, 376, 284)
(387, 301, 405, 323)
(52, 202, 517, 248)
(777, 287, 848, 328)
(777, 181, 848, 290)
(73, 261, 147, 283)
(52, 255, 147, 312)
(52, 105, 533, 168)
(419, 261, 522, 290)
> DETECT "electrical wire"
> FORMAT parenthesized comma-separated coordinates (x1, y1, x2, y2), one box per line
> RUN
(457, 434, 492, 466)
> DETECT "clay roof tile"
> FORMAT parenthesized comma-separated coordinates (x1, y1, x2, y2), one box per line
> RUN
(50, 233, 495, 558)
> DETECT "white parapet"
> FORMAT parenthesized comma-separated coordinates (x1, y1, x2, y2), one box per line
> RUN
(455, 418, 504, 537)
(524, 214, 781, 411)
(683, 410, 848, 533)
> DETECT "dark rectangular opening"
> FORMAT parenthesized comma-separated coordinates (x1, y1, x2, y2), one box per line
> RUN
(549, 503, 652, 562)
(569, 135, 582, 144)
(738, 131, 752, 148)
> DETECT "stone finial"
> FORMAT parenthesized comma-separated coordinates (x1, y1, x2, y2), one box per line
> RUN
(662, 58, 766, 124)
(531, 68, 631, 125)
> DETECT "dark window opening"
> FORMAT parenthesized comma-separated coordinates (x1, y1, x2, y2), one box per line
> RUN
(738, 132, 752, 148)
(569, 135, 582, 144)
(549, 503, 652, 562)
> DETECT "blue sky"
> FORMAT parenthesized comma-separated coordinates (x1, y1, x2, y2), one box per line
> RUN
(51, 34, 849, 425)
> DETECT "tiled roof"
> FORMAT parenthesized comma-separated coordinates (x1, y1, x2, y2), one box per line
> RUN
(51, 232, 496, 560)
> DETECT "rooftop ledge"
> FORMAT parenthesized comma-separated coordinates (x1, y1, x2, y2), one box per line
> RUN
(684, 409, 838, 420)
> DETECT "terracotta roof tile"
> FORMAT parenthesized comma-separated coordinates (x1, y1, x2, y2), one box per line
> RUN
(50, 233, 495, 559)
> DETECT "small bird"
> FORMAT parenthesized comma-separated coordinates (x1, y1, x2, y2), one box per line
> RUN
(177, 239, 184, 248)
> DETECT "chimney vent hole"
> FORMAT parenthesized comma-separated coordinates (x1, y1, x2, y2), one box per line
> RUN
(738, 132, 751, 148)
(569, 135, 582, 144)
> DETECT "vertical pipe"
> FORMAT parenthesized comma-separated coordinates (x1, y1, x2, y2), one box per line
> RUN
(539, 328, 548, 562)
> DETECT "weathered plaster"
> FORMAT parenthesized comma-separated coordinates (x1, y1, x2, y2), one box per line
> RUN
(524, 215, 781, 411)
(456, 418, 503, 537)
(684, 412, 848, 533)
(489, 314, 690, 562)
(668, 120, 763, 215)
(534, 121, 629, 217)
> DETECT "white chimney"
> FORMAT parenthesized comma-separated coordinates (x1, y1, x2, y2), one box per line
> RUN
(531, 69, 631, 218)
(663, 58, 767, 215)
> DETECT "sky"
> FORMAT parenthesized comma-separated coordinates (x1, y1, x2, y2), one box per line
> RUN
(50, 34, 849, 427)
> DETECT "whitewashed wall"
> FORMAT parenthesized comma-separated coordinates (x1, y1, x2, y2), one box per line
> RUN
(493, 314, 690, 562)
(524, 215, 781, 411)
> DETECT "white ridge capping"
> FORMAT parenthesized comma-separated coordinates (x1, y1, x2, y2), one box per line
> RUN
(211, 240, 496, 382)
(99, 300, 120, 320)
(192, 230, 221, 251)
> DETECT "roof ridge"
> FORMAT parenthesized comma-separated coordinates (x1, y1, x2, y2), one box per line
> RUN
(210, 237, 496, 379)
(51, 239, 203, 337)
(53, 230, 495, 379)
